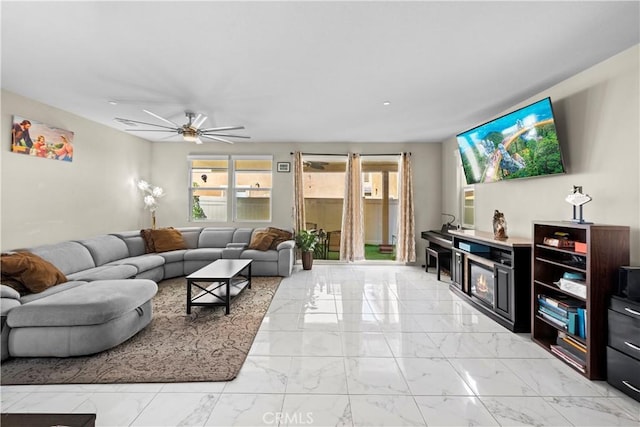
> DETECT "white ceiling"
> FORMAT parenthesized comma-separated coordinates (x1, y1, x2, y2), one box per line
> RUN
(2, 1, 639, 145)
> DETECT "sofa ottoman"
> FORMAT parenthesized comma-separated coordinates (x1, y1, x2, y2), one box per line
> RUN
(7, 279, 157, 357)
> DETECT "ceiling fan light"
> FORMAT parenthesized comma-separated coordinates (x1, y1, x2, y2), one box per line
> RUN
(195, 137, 203, 145)
(183, 133, 198, 143)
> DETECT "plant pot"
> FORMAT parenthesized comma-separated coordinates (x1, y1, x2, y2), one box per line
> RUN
(301, 251, 314, 270)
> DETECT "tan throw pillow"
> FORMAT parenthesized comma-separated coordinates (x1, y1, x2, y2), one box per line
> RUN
(267, 227, 293, 250)
(150, 228, 187, 252)
(248, 230, 275, 251)
(140, 229, 156, 253)
(0, 251, 67, 294)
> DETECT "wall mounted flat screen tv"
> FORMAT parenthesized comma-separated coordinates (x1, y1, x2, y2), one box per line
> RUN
(456, 97, 566, 184)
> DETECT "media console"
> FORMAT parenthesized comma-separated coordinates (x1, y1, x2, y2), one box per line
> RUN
(448, 229, 532, 332)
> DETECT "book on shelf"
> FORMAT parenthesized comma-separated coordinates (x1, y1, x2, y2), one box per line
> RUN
(543, 236, 575, 248)
(567, 312, 578, 335)
(554, 278, 587, 299)
(577, 308, 587, 338)
(556, 335, 586, 362)
(550, 345, 586, 373)
(539, 311, 567, 329)
(537, 298, 575, 317)
(538, 306, 568, 324)
(538, 293, 582, 310)
(558, 331, 587, 351)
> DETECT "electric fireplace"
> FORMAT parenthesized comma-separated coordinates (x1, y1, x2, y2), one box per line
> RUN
(469, 260, 494, 308)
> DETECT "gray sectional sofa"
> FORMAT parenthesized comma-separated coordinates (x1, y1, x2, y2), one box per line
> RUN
(1, 227, 295, 361)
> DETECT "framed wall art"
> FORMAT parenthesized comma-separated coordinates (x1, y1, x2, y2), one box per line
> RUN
(278, 162, 291, 173)
(11, 115, 75, 162)
(277, 162, 291, 173)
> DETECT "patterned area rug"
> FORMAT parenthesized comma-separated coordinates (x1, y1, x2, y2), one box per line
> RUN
(1, 276, 281, 385)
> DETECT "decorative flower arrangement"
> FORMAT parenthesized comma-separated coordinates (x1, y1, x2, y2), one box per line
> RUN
(137, 179, 165, 229)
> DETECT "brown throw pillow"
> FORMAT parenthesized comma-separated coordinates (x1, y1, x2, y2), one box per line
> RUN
(267, 227, 293, 250)
(140, 228, 156, 253)
(150, 228, 187, 252)
(0, 251, 67, 294)
(248, 230, 275, 251)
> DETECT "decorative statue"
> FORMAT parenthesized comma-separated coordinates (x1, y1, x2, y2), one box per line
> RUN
(493, 210, 508, 241)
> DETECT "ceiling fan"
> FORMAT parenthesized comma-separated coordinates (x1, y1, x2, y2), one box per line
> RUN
(115, 110, 249, 144)
(303, 161, 329, 170)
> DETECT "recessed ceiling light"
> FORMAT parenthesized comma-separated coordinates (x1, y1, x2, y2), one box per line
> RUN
(108, 100, 118, 105)
(383, 101, 391, 106)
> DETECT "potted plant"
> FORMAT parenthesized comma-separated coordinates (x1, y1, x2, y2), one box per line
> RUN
(295, 229, 319, 270)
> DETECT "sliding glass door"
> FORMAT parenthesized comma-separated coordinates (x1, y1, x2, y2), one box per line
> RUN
(361, 156, 399, 261)
(302, 155, 346, 260)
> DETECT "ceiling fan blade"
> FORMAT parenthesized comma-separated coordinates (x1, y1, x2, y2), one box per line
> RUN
(115, 117, 179, 130)
(124, 129, 177, 132)
(143, 109, 180, 127)
(201, 133, 251, 139)
(199, 126, 245, 132)
(201, 135, 234, 144)
(192, 114, 208, 129)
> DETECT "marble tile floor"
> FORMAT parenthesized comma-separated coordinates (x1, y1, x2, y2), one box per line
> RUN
(2, 265, 639, 426)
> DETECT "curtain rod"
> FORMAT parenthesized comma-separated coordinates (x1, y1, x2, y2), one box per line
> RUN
(290, 152, 411, 156)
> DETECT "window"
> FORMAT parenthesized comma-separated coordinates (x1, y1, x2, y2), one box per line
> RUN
(455, 148, 475, 229)
(188, 155, 272, 222)
(462, 186, 475, 228)
(189, 157, 229, 222)
(233, 156, 272, 222)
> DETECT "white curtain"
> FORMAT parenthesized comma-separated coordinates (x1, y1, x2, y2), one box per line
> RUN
(340, 153, 365, 261)
(396, 152, 416, 263)
(292, 152, 306, 232)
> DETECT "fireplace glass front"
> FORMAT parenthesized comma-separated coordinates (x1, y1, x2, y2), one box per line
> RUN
(469, 260, 494, 308)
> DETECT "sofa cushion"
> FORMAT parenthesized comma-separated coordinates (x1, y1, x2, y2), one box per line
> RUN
(1, 285, 21, 300)
(2, 278, 29, 296)
(267, 227, 293, 249)
(240, 249, 279, 261)
(175, 227, 203, 249)
(0, 251, 67, 293)
(7, 279, 157, 327)
(248, 230, 275, 251)
(158, 249, 188, 264)
(111, 231, 147, 257)
(150, 228, 187, 252)
(232, 228, 254, 245)
(66, 265, 137, 282)
(107, 254, 165, 273)
(199, 228, 235, 248)
(20, 280, 89, 304)
(28, 241, 95, 275)
(76, 235, 130, 266)
(183, 248, 224, 261)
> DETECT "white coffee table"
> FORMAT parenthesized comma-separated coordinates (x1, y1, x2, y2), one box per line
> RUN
(186, 259, 252, 315)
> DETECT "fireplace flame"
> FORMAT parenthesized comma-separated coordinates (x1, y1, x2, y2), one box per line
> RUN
(476, 274, 488, 293)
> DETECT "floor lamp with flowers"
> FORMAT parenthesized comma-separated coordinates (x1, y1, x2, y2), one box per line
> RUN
(137, 179, 164, 229)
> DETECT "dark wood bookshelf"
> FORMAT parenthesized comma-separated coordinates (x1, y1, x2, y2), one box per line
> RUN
(532, 221, 630, 380)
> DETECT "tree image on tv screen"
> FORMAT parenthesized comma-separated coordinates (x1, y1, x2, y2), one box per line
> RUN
(457, 99, 565, 184)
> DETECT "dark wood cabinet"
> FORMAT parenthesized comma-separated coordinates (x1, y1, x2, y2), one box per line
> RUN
(607, 296, 640, 401)
(451, 249, 464, 290)
(532, 221, 630, 380)
(494, 263, 514, 321)
(448, 229, 531, 332)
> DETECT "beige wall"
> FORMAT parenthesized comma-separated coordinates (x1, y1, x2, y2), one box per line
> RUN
(1, 90, 153, 250)
(442, 45, 640, 263)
